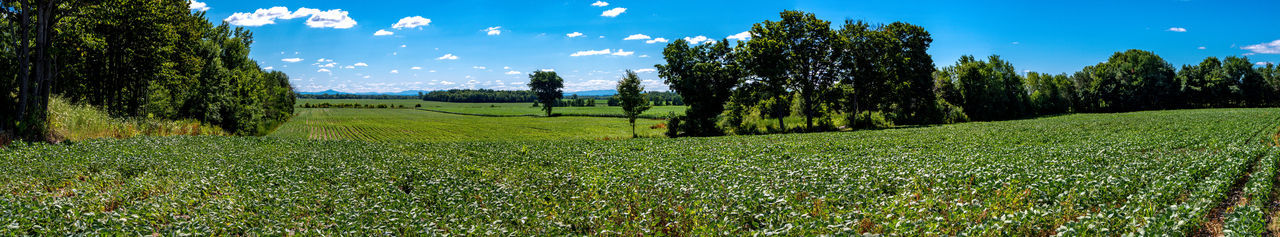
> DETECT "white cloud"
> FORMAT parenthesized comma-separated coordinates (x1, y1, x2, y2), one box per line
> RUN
(540, 69, 555, 72)
(567, 32, 584, 38)
(374, 29, 394, 36)
(503, 66, 511, 70)
(436, 54, 459, 60)
(353, 62, 368, 67)
(226, 7, 356, 28)
(1198, 46, 1206, 50)
(624, 34, 651, 40)
(611, 49, 634, 56)
(363, 75, 371, 79)
(411, 67, 422, 70)
(591, 1, 609, 7)
(429, 70, 437, 73)
(189, 0, 209, 11)
(1011, 41, 1020, 45)
(1258, 62, 1272, 66)
(473, 66, 487, 69)
(505, 70, 522, 75)
(392, 16, 431, 29)
(343, 65, 355, 69)
(639, 55, 649, 58)
(601, 7, 626, 17)
(634, 68, 656, 73)
(316, 58, 332, 62)
(224, 7, 292, 26)
(440, 81, 456, 85)
(726, 31, 751, 41)
(571, 49, 612, 57)
(317, 69, 331, 73)
(1243, 40, 1280, 54)
(390, 70, 399, 74)
(400, 45, 407, 48)
(263, 66, 274, 70)
(282, 58, 303, 63)
(305, 9, 357, 29)
(485, 26, 502, 36)
(318, 62, 336, 68)
(1166, 27, 1187, 32)
(645, 38, 668, 44)
(684, 36, 712, 44)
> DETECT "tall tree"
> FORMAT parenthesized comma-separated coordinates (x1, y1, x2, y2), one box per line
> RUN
(1080, 49, 1177, 112)
(656, 39, 742, 136)
(615, 70, 650, 138)
(1224, 56, 1266, 107)
(527, 70, 564, 117)
(2, 0, 67, 140)
(743, 10, 842, 131)
(937, 55, 1029, 121)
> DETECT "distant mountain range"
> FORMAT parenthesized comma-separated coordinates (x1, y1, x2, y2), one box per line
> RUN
(297, 90, 431, 96)
(298, 89, 622, 96)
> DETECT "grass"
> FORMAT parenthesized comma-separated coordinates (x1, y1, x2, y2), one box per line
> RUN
(46, 97, 226, 142)
(2, 108, 1278, 235)
(296, 99, 688, 118)
(268, 108, 668, 142)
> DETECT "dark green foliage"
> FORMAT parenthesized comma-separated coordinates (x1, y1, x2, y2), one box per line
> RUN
(656, 39, 742, 137)
(743, 10, 842, 130)
(1, 0, 294, 137)
(1074, 50, 1178, 112)
(528, 71, 564, 117)
(936, 55, 1030, 121)
(421, 89, 535, 103)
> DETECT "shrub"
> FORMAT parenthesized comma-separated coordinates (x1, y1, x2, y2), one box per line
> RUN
(847, 111, 894, 129)
(665, 116, 683, 138)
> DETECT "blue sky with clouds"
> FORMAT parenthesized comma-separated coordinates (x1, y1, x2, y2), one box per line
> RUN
(189, 0, 1280, 93)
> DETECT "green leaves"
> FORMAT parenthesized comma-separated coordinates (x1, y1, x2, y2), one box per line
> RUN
(2, 108, 1276, 235)
(527, 71, 564, 117)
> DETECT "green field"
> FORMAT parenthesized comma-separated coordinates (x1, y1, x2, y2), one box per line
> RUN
(268, 108, 668, 142)
(4, 108, 1279, 235)
(296, 99, 688, 118)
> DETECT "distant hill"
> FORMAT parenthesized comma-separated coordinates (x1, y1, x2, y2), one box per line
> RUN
(298, 90, 432, 96)
(567, 90, 617, 96)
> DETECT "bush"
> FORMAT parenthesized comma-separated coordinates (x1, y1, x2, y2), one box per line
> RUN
(937, 100, 970, 124)
(665, 116, 683, 138)
(847, 111, 895, 129)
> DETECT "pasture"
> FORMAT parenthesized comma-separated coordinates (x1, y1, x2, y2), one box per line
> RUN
(268, 108, 667, 142)
(3, 108, 1278, 235)
(296, 98, 688, 118)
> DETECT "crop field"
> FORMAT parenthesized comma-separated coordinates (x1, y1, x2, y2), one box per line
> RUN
(268, 108, 667, 142)
(2, 108, 1279, 235)
(297, 99, 687, 118)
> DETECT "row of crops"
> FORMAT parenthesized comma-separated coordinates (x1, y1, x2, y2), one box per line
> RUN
(1, 108, 1278, 235)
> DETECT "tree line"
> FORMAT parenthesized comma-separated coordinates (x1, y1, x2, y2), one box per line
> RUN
(420, 89, 536, 103)
(1, 0, 295, 140)
(656, 10, 1280, 137)
(297, 94, 418, 100)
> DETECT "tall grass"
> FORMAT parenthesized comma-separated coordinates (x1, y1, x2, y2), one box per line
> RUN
(47, 97, 226, 141)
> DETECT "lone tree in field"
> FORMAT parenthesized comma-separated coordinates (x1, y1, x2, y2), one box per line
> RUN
(616, 70, 651, 138)
(527, 71, 564, 117)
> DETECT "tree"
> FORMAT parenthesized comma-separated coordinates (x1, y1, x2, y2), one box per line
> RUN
(1079, 49, 1177, 112)
(1224, 56, 1266, 107)
(527, 70, 564, 117)
(1177, 57, 1230, 108)
(937, 55, 1029, 121)
(2, 0, 67, 140)
(656, 38, 742, 137)
(615, 70, 651, 138)
(742, 10, 842, 131)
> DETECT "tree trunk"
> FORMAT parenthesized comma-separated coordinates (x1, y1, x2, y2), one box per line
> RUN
(630, 119, 636, 138)
(15, 2, 31, 134)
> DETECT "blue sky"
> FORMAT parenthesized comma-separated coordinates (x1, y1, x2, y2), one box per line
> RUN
(189, 0, 1280, 93)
